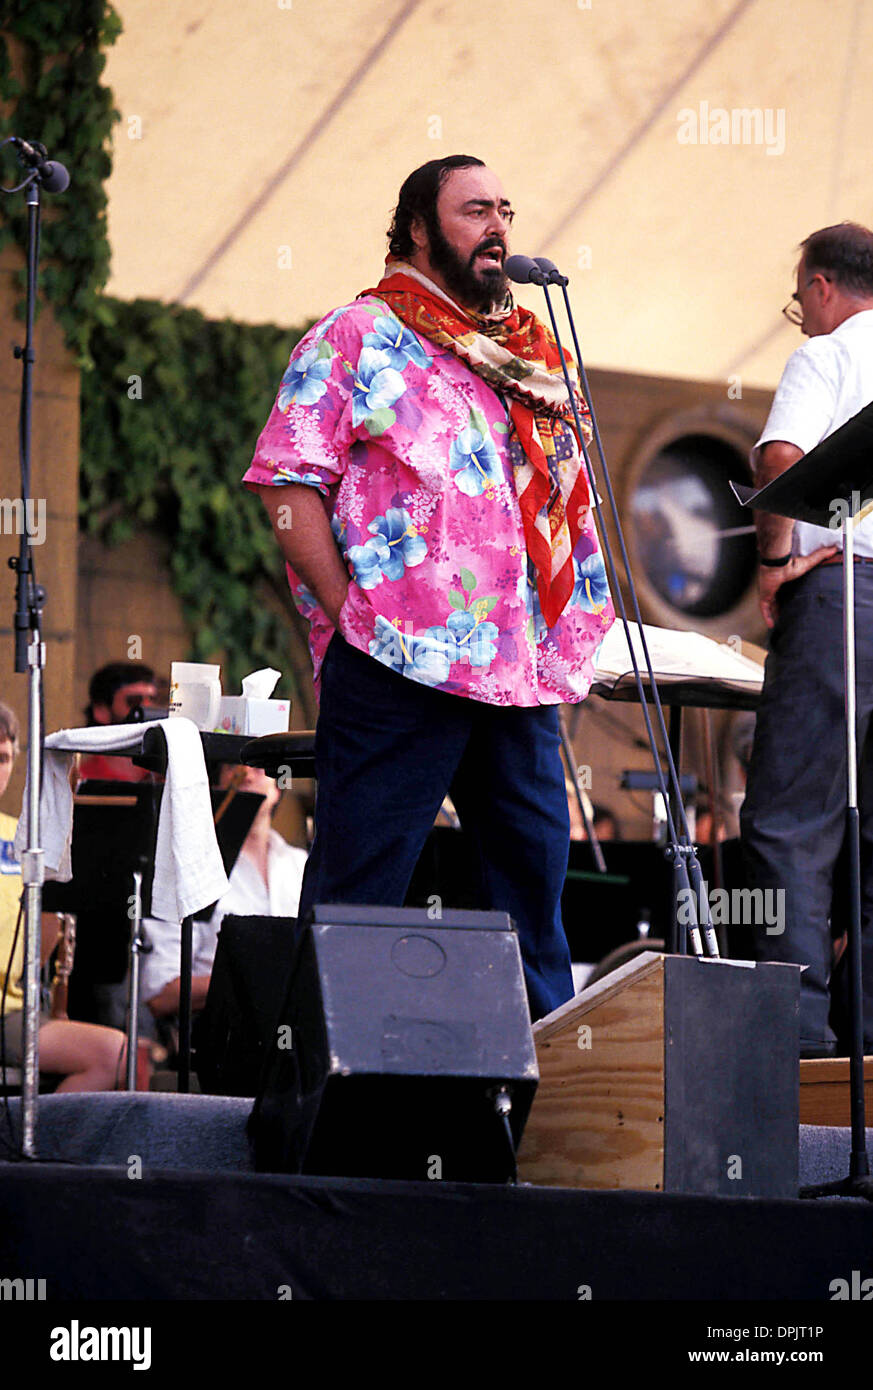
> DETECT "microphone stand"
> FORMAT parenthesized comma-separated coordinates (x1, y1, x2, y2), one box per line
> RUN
(1, 139, 69, 1157)
(800, 511, 873, 1198)
(730, 410, 873, 1200)
(506, 255, 717, 957)
(558, 709, 606, 873)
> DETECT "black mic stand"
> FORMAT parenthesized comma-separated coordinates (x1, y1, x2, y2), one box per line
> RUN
(504, 254, 717, 958)
(732, 403, 873, 1201)
(1, 138, 70, 1157)
(559, 709, 606, 873)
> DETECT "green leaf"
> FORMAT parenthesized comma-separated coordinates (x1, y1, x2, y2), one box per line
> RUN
(364, 407, 396, 437)
(480, 596, 499, 615)
(448, 591, 466, 611)
(12, 0, 321, 698)
(80, 287, 312, 693)
(459, 567, 476, 594)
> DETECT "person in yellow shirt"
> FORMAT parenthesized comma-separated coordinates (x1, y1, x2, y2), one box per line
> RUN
(0, 701, 128, 1090)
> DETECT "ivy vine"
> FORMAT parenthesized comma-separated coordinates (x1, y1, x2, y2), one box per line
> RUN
(0, 1, 122, 367)
(2, 7, 317, 715)
(80, 297, 314, 711)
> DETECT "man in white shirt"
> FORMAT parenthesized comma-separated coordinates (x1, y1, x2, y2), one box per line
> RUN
(740, 222, 873, 1056)
(143, 765, 307, 1021)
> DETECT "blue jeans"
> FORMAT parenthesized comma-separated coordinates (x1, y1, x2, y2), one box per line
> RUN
(297, 636, 574, 1020)
(741, 564, 873, 1046)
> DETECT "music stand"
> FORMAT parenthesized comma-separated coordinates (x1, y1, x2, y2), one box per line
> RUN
(732, 399, 873, 1200)
(591, 675, 762, 951)
(238, 730, 315, 778)
(175, 785, 264, 1090)
(135, 727, 252, 1091)
(42, 781, 162, 1089)
(42, 725, 263, 1092)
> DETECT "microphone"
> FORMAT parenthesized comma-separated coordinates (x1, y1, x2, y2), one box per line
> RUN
(533, 256, 569, 287)
(11, 138, 70, 193)
(504, 254, 548, 286)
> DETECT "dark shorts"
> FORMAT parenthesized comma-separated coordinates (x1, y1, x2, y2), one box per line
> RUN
(0, 1006, 51, 1067)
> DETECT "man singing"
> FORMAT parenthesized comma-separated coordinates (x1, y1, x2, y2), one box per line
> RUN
(245, 155, 614, 1019)
(741, 222, 873, 1056)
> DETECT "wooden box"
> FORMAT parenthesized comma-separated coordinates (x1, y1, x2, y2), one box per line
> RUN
(799, 1056, 873, 1126)
(518, 951, 800, 1198)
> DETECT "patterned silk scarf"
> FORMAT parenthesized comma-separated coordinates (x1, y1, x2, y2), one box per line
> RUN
(360, 261, 593, 629)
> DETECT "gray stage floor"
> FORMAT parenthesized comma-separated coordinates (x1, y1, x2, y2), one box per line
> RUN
(0, 1092, 869, 1193)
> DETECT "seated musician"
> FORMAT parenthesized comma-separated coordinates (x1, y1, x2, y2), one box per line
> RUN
(77, 660, 158, 784)
(143, 762, 307, 1023)
(0, 700, 129, 1090)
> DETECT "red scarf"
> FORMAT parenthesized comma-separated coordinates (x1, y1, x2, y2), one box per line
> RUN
(361, 264, 592, 628)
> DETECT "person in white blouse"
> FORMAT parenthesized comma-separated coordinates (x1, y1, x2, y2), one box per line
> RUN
(740, 222, 873, 1057)
(143, 764, 307, 1021)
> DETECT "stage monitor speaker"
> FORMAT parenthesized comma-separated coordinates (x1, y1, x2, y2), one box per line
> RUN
(249, 904, 538, 1182)
(195, 915, 303, 1097)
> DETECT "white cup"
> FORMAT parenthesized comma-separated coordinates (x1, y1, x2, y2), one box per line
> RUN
(169, 662, 221, 731)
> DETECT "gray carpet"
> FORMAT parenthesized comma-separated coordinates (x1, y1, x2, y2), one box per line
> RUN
(2, 1092, 255, 1170)
(3, 1094, 871, 1195)
(799, 1122, 873, 1193)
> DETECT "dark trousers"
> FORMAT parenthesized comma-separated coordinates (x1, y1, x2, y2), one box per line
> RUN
(740, 565, 873, 1046)
(297, 636, 574, 1020)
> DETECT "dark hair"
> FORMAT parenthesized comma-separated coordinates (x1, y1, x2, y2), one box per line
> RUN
(0, 700, 20, 754)
(801, 222, 873, 298)
(591, 803, 622, 840)
(387, 155, 485, 259)
(86, 661, 155, 722)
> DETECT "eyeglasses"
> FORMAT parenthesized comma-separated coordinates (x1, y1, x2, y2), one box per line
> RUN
(121, 689, 156, 710)
(782, 275, 828, 326)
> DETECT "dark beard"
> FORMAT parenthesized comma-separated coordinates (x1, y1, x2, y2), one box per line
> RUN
(424, 209, 509, 314)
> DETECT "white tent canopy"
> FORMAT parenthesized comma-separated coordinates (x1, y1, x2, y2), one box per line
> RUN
(104, 0, 873, 390)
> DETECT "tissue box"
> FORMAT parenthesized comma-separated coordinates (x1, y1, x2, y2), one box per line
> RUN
(215, 696, 290, 736)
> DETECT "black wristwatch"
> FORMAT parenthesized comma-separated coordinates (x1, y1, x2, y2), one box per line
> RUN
(758, 552, 793, 568)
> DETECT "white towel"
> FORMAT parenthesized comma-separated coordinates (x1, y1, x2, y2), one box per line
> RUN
(14, 720, 228, 921)
(150, 718, 228, 921)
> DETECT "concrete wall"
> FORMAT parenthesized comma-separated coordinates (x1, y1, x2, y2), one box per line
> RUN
(75, 530, 190, 719)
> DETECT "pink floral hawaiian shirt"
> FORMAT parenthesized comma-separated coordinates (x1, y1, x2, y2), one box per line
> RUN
(244, 296, 615, 705)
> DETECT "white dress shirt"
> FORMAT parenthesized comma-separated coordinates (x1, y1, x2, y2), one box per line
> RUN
(141, 829, 308, 1001)
(754, 308, 873, 557)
